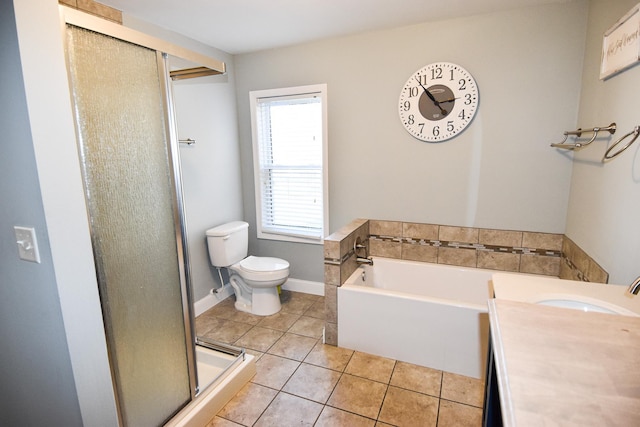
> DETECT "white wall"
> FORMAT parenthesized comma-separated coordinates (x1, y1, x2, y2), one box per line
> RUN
(234, 1, 589, 282)
(173, 79, 243, 300)
(9, 0, 119, 425)
(0, 1, 83, 424)
(566, 0, 640, 284)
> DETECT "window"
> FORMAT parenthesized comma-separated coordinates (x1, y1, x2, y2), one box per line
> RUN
(250, 84, 328, 244)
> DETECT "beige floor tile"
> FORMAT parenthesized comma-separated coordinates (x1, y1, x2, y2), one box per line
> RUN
(257, 311, 301, 331)
(198, 317, 253, 344)
(254, 392, 323, 427)
(219, 307, 263, 326)
(280, 291, 317, 314)
(216, 382, 277, 426)
(288, 315, 325, 338)
(314, 406, 376, 427)
(195, 314, 219, 336)
(327, 373, 388, 419)
(378, 385, 439, 427)
(441, 372, 485, 408)
(437, 400, 483, 427)
(303, 299, 326, 319)
(205, 416, 243, 426)
(200, 295, 236, 317)
(201, 298, 236, 318)
(282, 362, 342, 403)
(268, 332, 318, 361)
(390, 361, 442, 397)
(252, 353, 300, 390)
(233, 326, 283, 352)
(201, 293, 488, 427)
(304, 342, 354, 371)
(345, 351, 396, 383)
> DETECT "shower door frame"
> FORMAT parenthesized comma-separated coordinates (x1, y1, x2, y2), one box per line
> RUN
(60, 5, 225, 423)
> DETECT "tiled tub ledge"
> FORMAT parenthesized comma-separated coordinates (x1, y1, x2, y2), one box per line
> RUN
(322, 219, 608, 346)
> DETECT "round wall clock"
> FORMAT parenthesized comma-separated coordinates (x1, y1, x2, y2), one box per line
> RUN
(398, 62, 479, 142)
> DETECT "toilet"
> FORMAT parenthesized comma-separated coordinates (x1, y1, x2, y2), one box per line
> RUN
(206, 221, 289, 316)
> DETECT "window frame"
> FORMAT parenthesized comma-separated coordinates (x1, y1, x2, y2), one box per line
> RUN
(249, 84, 329, 244)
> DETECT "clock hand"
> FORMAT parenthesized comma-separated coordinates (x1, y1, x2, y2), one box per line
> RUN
(414, 77, 447, 115)
(439, 97, 459, 103)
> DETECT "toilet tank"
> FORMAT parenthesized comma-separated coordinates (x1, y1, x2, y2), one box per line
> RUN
(205, 221, 249, 267)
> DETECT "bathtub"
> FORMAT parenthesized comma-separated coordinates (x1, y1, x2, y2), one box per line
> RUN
(338, 257, 493, 379)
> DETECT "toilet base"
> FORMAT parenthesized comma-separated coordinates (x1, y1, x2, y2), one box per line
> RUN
(229, 274, 282, 316)
(247, 287, 282, 316)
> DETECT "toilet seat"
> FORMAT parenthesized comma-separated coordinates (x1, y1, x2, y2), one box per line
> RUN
(239, 256, 289, 273)
(232, 256, 290, 284)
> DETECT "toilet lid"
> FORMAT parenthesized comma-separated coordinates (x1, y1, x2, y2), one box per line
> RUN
(239, 256, 289, 273)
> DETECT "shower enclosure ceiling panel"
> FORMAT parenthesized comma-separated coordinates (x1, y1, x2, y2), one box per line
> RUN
(62, 6, 225, 76)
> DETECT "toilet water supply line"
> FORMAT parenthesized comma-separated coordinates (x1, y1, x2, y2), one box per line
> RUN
(212, 267, 226, 296)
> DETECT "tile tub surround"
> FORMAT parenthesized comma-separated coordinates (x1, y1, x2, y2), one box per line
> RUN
(561, 236, 609, 283)
(323, 218, 369, 345)
(369, 221, 565, 275)
(323, 219, 608, 345)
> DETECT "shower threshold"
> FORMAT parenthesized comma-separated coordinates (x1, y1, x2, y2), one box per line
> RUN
(165, 338, 256, 427)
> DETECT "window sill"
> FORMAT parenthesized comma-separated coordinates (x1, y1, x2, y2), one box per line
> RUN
(257, 231, 324, 245)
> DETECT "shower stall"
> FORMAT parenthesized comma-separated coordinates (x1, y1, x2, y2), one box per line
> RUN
(62, 8, 253, 426)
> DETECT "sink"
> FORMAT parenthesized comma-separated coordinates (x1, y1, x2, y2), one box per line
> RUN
(491, 273, 640, 317)
(535, 298, 631, 315)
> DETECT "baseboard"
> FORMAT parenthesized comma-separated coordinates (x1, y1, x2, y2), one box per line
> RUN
(194, 283, 234, 317)
(193, 278, 324, 316)
(282, 278, 324, 296)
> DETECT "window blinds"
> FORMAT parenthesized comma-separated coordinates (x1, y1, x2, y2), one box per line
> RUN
(255, 94, 323, 240)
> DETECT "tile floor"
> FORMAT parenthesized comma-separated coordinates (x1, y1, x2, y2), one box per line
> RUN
(196, 290, 484, 427)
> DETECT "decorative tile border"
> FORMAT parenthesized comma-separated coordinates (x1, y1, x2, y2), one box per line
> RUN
(371, 235, 563, 257)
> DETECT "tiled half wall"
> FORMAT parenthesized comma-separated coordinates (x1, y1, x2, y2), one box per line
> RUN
(323, 219, 608, 346)
(59, 0, 123, 24)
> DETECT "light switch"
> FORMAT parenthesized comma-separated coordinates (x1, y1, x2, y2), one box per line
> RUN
(14, 226, 41, 263)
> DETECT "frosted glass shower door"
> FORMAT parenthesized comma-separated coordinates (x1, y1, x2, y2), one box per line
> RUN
(66, 26, 192, 426)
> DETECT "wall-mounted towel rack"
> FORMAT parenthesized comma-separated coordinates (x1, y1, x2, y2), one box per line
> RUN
(550, 123, 616, 150)
(603, 125, 640, 161)
(179, 138, 196, 145)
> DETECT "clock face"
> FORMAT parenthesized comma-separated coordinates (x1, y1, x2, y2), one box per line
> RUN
(399, 62, 479, 142)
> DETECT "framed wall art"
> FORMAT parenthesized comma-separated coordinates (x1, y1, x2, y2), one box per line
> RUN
(600, 3, 640, 80)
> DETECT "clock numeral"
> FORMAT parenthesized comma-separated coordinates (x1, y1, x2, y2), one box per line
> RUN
(447, 121, 454, 132)
(458, 109, 466, 120)
(459, 79, 467, 91)
(418, 123, 425, 134)
(408, 114, 415, 125)
(432, 125, 440, 137)
(407, 87, 419, 98)
(402, 100, 411, 111)
(464, 94, 473, 105)
(431, 67, 443, 80)
(450, 69, 455, 81)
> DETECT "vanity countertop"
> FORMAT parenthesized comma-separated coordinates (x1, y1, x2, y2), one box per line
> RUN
(488, 298, 640, 426)
(492, 272, 640, 315)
